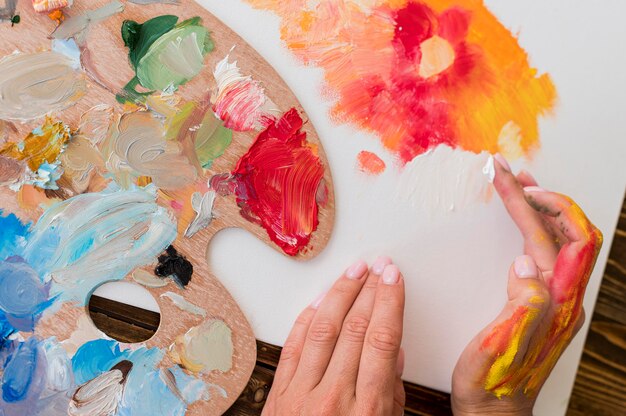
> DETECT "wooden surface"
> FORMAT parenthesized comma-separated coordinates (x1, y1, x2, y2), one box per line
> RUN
(90, 196, 626, 415)
(0, 1, 335, 414)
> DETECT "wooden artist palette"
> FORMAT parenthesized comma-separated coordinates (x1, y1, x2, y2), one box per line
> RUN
(0, 1, 333, 415)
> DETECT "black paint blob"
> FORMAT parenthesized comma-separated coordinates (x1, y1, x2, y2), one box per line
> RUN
(155, 245, 193, 288)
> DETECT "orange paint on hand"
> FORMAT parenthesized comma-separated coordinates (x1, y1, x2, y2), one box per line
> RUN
(357, 151, 386, 175)
(245, 0, 556, 164)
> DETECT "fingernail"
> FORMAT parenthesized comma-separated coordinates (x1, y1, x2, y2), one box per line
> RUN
(514, 255, 538, 279)
(396, 347, 405, 377)
(346, 260, 368, 280)
(494, 153, 511, 172)
(372, 256, 392, 275)
(382, 264, 400, 285)
(310, 291, 326, 309)
(524, 186, 546, 193)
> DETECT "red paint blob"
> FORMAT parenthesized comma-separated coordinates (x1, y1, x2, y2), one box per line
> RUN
(357, 151, 386, 175)
(216, 108, 324, 256)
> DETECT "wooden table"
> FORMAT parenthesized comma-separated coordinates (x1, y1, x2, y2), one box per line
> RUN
(89, 195, 626, 415)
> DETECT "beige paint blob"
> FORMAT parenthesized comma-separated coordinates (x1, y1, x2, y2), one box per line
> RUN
(418, 36, 455, 79)
(0, 51, 86, 121)
(169, 319, 233, 374)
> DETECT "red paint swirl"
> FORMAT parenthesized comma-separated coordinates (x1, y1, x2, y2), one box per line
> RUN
(214, 108, 324, 256)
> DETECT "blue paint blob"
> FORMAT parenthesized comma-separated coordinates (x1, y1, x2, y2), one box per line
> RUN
(0, 211, 30, 261)
(0, 259, 51, 332)
(71, 339, 129, 385)
(1, 338, 38, 402)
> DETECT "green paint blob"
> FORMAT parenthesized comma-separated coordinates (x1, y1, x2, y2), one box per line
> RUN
(194, 111, 232, 169)
(120, 15, 213, 101)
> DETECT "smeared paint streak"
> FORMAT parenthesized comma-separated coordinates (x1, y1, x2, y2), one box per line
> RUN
(52, 1, 124, 43)
(154, 245, 193, 288)
(482, 155, 495, 183)
(120, 16, 213, 100)
(160, 292, 206, 317)
(184, 190, 216, 238)
(0, 51, 86, 121)
(101, 111, 197, 189)
(394, 145, 493, 214)
(481, 306, 540, 397)
(212, 53, 280, 131)
(245, 0, 556, 164)
(68, 360, 132, 416)
(0, 337, 73, 415)
(169, 319, 233, 374)
(357, 151, 386, 175)
(18, 185, 177, 304)
(0, 257, 52, 333)
(62, 315, 107, 356)
(32, 0, 71, 14)
(60, 105, 111, 194)
(211, 109, 324, 256)
(0, 117, 71, 190)
(132, 269, 168, 288)
(193, 110, 233, 169)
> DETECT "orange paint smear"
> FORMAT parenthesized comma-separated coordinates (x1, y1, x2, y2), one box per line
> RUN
(357, 151, 386, 175)
(245, 0, 556, 163)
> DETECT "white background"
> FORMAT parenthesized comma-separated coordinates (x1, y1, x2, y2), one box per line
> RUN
(102, 1, 626, 414)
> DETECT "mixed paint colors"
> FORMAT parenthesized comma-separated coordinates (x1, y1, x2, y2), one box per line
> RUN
(0, 1, 329, 414)
(480, 197, 603, 399)
(246, 0, 556, 173)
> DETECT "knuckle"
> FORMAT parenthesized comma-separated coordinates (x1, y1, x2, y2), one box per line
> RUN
(520, 284, 550, 308)
(307, 320, 340, 344)
(294, 311, 313, 328)
(342, 315, 370, 342)
(279, 341, 301, 361)
(367, 325, 402, 356)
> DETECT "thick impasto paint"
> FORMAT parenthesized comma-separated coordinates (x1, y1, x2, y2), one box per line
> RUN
(0, 2, 329, 414)
(245, 0, 556, 167)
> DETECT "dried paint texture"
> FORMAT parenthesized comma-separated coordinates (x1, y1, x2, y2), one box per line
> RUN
(245, 0, 556, 163)
(69, 361, 132, 416)
(211, 109, 324, 256)
(0, 117, 71, 189)
(19, 186, 177, 304)
(52, 1, 125, 42)
(155, 245, 193, 288)
(0, 51, 85, 122)
(160, 292, 206, 317)
(170, 319, 233, 374)
(212, 54, 280, 131)
(121, 15, 213, 99)
(184, 190, 216, 238)
(357, 151, 386, 175)
(31, 0, 70, 14)
(481, 198, 603, 398)
(101, 111, 197, 189)
(132, 269, 168, 288)
(193, 110, 233, 169)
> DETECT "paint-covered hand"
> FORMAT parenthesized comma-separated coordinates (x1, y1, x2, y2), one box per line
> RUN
(451, 156, 603, 415)
(263, 258, 406, 416)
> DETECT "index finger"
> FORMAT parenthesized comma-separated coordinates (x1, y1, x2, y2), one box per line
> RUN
(493, 156, 559, 271)
(356, 264, 405, 414)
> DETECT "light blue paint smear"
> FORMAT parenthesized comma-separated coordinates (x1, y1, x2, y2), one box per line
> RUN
(71, 339, 207, 415)
(21, 184, 177, 304)
(1, 337, 74, 416)
(0, 211, 30, 261)
(0, 257, 53, 332)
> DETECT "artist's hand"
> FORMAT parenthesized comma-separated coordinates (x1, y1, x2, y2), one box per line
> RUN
(451, 155, 603, 415)
(262, 258, 406, 416)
